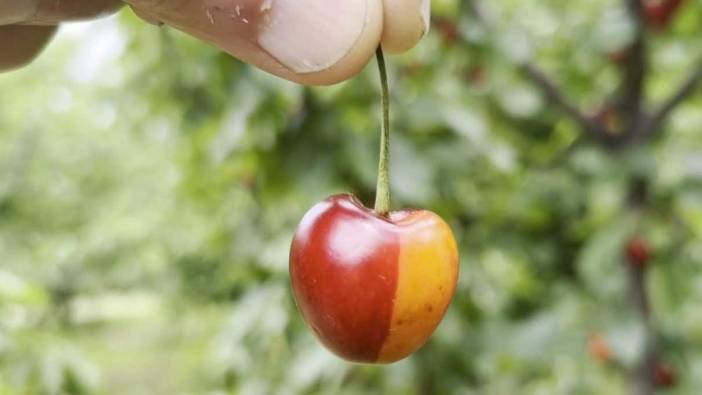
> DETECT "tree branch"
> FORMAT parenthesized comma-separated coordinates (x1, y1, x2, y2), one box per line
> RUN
(628, 262, 657, 395)
(646, 66, 702, 136)
(626, 179, 657, 395)
(467, 0, 613, 145)
(619, 0, 648, 135)
(522, 64, 608, 142)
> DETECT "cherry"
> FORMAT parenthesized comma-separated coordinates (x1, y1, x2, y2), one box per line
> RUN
(435, 18, 461, 46)
(626, 236, 651, 267)
(643, 0, 685, 30)
(654, 363, 677, 388)
(588, 333, 611, 363)
(289, 194, 458, 363)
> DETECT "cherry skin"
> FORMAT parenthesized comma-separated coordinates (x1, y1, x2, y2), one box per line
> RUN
(289, 194, 459, 363)
(654, 363, 677, 388)
(643, 0, 685, 30)
(626, 236, 651, 267)
(588, 332, 611, 363)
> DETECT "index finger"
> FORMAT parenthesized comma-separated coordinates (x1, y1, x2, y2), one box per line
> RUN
(381, 0, 431, 54)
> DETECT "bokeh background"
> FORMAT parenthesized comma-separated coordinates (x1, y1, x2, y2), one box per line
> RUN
(2, 0, 702, 394)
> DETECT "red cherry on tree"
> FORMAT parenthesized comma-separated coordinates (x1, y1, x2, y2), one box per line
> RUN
(643, 0, 685, 30)
(654, 363, 677, 388)
(588, 333, 611, 363)
(626, 236, 651, 267)
(289, 48, 459, 363)
(644, 1, 669, 29)
(435, 17, 460, 46)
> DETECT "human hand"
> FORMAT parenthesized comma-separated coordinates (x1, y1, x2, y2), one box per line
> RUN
(1, 0, 430, 85)
(128, 0, 430, 85)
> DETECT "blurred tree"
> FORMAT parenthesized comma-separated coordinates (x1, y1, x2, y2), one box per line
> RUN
(1, 0, 702, 394)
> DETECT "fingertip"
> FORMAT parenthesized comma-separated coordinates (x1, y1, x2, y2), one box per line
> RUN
(381, 0, 430, 54)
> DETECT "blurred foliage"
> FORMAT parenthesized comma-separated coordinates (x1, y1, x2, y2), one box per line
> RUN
(2, 0, 702, 394)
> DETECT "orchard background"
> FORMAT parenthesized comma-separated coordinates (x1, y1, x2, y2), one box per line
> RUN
(1, 0, 702, 394)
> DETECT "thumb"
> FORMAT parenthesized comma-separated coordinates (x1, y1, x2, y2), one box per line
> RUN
(126, 0, 383, 85)
(381, 0, 431, 54)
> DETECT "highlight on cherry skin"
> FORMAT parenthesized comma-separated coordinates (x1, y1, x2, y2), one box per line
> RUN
(289, 194, 459, 363)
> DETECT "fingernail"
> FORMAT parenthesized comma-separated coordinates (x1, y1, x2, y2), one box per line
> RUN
(421, 0, 431, 36)
(258, 0, 369, 74)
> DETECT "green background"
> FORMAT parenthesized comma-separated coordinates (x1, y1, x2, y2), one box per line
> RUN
(1, 0, 702, 393)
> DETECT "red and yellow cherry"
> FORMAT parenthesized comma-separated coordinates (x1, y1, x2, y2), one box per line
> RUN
(289, 194, 458, 363)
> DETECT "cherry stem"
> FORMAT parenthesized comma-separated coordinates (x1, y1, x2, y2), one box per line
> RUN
(374, 46, 391, 216)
